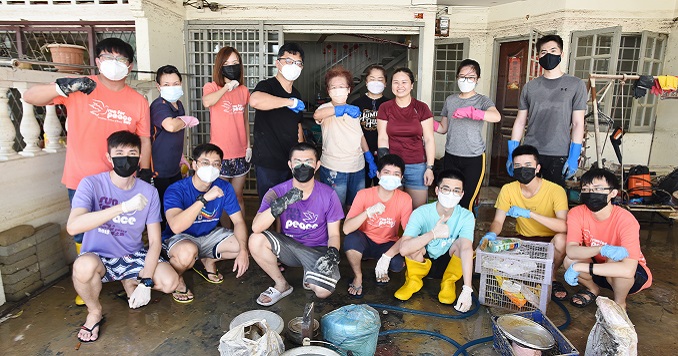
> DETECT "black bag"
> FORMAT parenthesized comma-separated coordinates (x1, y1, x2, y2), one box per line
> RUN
(655, 168, 678, 204)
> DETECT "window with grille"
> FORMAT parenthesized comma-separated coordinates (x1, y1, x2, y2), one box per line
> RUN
(432, 39, 468, 115)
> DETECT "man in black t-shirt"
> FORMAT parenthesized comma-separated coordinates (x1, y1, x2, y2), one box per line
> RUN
(250, 43, 306, 202)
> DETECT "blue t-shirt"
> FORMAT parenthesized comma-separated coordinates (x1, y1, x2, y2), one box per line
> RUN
(150, 97, 185, 178)
(162, 177, 240, 240)
(403, 202, 475, 259)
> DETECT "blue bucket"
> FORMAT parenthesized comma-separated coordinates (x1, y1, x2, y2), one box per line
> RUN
(321, 304, 381, 356)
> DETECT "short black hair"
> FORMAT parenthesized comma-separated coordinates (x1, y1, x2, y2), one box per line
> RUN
(155, 65, 182, 84)
(437, 168, 465, 186)
(95, 38, 134, 64)
(457, 58, 481, 78)
(580, 168, 620, 190)
(289, 142, 319, 161)
(278, 42, 304, 61)
(513, 144, 540, 165)
(365, 64, 388, 82)
(393, 67, 415, 83)
(377, 154, 405, 175)
(536, 34, 564, 52)
(193, 143, 223, 161)
(107, 130, 140, 153)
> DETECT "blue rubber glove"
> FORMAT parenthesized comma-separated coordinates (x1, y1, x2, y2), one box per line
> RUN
(287, 97, 305, 113)
(562, 142, 582, 179)
(564, 264, 580, 286)
(334, 105, 347, 117)
(506, 140, 519, 177)
(364, 152, 378, 179)
(600, 245, 629, 261)
(507, 206, 531, 219)
(479, 232, 497, 246)
(334, 104, 362, 118)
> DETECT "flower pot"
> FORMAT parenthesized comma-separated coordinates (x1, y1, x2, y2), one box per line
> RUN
(46, 44, 87, 74)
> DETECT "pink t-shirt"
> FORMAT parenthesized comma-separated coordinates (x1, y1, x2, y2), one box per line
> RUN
(203, 83, 250, 159)
(346, 187, 412, 244)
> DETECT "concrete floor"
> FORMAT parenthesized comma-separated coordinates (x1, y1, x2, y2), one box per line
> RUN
(1, 192, 677, 355)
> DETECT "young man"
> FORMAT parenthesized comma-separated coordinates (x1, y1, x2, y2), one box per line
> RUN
(483, 144, 569, 300)
(396, 169, 475, 313)
(249, 142, 344, 306)
(507, 34, 587, 187)
(163, 143, 249, 303)
(343, 154, 412, 298)
(564, 168, 652, 310)
(250, 42, 307, 202)
(67, 131, 179, 343)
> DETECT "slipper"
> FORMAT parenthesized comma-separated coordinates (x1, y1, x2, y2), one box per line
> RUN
(278, 262, 286, 273)
(257, 286, 293, 307)
(348, 283, 364, 299)
(303, 283, 312, 291)
(570, 289, 597, 308)
(193, 264, 223, 284)
(77, 317, 105, 343)
(551, 281, 569, 301)
(172, 288, 194, 304)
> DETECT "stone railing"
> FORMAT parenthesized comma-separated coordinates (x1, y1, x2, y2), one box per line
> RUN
(1, 0, 128, 4)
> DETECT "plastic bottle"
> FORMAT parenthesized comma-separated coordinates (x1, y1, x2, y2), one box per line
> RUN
(484, 238, 521, 253)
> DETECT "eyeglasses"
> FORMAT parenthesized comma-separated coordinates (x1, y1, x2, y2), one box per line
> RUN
(99, 54, 130, 65)
(197, 159, 222, 169)
(439, 186, 463, 196)
(458, 76, 477, 83)
(581, 186, 612, 194)
(292, 159, 315, 166)
(278, 57, 304, 67)
(328, 85, 349, 90)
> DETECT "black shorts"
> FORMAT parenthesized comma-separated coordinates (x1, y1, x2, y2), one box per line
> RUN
(592, 263, 649, 294)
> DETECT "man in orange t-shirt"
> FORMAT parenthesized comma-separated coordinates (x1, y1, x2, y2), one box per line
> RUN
(564, 168, 652, 310)
(342, 154, 412, 298)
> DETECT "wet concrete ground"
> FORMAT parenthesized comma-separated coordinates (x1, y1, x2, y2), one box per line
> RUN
(1, 193, 677, 355)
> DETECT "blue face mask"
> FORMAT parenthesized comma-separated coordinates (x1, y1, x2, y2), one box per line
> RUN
(159, 85, 183, 103)
(378, 175, 402, 191)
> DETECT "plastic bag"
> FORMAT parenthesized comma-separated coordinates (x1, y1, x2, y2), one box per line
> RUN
(321, 304, 380, 356)
(585, 297, 638, 356)
(218, 319, 285, 356)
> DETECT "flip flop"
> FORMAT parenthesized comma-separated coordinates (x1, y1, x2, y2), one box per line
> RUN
(375, 276, 390, 286)
(193, 264, 223, 284)
(551, 281, 569, 301)
(172, 288, 194, 304)
(77, 317, 105, 343)
(348, 283, 364, 299)
(570, 289, 597, 308)
(257, 286, 293, 307)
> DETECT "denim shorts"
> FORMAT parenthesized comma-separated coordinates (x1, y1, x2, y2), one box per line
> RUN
(220, 157, 251, 178)
(403, 162, 427, 190)
(318, 166, 365, 207)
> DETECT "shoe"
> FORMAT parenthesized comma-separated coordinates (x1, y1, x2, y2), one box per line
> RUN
(438, 255, 462, 304)
(75, 295, 85, 306)
(257, 286, 294, 307)
(394, 258, 432, 301)
(77, 317, 105, 343)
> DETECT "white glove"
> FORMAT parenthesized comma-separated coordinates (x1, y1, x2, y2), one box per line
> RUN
(128, 284, 151, 309)
(245, 147, 252, 162)
(375, 254, 392, 279)
(454, 285, 473, 312)
(121, 193, 148, 213)
(226, 80, 239, 91)
(365, 202, 385, 219)
(431, 215, 450, 239)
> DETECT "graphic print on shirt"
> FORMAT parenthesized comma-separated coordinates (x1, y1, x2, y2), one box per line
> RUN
(221, 100, 245, 114)
(368, 215, 395, 229)
(284, 209, 320, 231)
(360, 109, 378, 131)
(90, 99, 132, 125)
(197, 206, 218, 222)
(98, 196, 137, 236)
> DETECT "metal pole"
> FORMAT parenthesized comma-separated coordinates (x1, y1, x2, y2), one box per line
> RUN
(589, 77, 604, 168)
(0, 58, 189, 75)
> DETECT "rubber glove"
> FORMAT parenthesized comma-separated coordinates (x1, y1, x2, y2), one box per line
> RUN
(334, 104, 361, 118)
(138, 168, 154, 184)
(365, 202, 385, 219)
(287, 97, 305, 113)
(454, 285, 474, 312)
(315, 247, 340, 276)
(507, 206, 531, 219)
(506, 140, 519, 177)
(128, 284, 151, 309)
(177, 115, 199, 128)
(479, 232, 497, 246)
(55, 77, 96, 97)
(245, 147, 252, 162)
(270, 187, 303, 218)
(600, 245, 629, 261)
(452, 106, 485, 121)
(562, 142, 582, 179)
(377, 147, 390, 159)
(121, 193, 148, 213)
(432, 215, 450, 239)
(226, 80, 239, 91)
(364, 151, 378, 179)
(433, 120, 440, 133)
(564, 264, 580, 286)
(374, 254, 392, 279)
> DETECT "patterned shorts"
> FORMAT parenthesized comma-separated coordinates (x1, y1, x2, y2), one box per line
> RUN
(220, 157, 252, 178)
(91, 248, 166, 283)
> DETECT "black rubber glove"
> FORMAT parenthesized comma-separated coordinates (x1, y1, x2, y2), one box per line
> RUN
(314, 247, 340, 276)
(138, 168, 154, 184)
(377, 147, 390, 159)
(632, 75, 654, 99)
(270, 187, 303, 218)
(55, 77, 96, 96)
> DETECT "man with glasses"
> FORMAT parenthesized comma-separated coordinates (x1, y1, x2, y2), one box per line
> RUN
(563, 168, 652, 310)
(395, 169, 476, 313)
(482, 144, 570, 300)
(250, 42, 307, 203)
(162, 143, 249, 303)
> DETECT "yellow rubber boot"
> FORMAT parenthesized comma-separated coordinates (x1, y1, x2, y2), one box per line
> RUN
(394, 258, 432, 301)
(74, 243, 85, 306)
(438, 255, 463, 304)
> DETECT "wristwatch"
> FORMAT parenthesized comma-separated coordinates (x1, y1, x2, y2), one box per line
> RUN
(196, 194, 208, 206)
(426, 165, 434, 170)
(137, 276, 154, 288)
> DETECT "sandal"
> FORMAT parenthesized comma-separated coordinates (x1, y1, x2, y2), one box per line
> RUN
(257, 286, 293, 307)
(348, 283, 364, 299)
(570, 289, 597, 308)
(77, 317, 105, 343)
(172, 288, 194, 304)
(193, 263, 224, 284)
(551, 281, 569, 301)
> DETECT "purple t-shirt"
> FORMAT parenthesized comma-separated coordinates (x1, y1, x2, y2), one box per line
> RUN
(258, 179, 344, 247)
(72, 172, 162, 258)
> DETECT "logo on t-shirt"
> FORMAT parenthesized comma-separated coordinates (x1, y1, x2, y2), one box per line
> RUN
(90, 99, 133, 125)
(581, 228, 604, 247)
(198, 207, 217, 221)
(368, 216, 395, 229)
(222, 100, 245, 114)
(360, 110, 378, 131)
(284, 210, 319, 231)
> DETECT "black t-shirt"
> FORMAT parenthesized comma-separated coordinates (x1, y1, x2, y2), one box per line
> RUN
(252, 77, 303, 170)
(351, 94, 389, 154)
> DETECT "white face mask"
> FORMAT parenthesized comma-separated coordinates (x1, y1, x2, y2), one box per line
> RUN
(457, 79, 476, 93)
(438, 192, 462, 209)
(280, 64, 302, 81)
(196, 166, 220, 183)
(328, 87, 349, 103)
(366, 81, 385, 95)
(99, 60, 129, 81)
(159, 85, 183, 103)
(378, 175, 402, 191)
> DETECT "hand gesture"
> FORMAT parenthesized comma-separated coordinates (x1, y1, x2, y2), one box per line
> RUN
(122, 193, 148, 213)
(288, 97, 305, 113)
(600, 245, 629, 261)
(204, 185, 224, 202)
(178, 115, 199, 128)
(226, 80, 239, 91)
(432, 214, 450, 239)
(56, 77, 96, 97)
(270, 187, 303, 218)
(366, 202, 386, 219)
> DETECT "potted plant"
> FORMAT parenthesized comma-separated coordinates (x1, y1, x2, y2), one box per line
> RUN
(43, 43, 87, 74)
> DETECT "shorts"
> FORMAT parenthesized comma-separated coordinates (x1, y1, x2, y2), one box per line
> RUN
(88, 248, 166, 283)
(163, 227, 234, 259)
(220, 157, 251, 178)
(263, 230, 340, 292)
(403, 162, 427, 190)
(592, 262, 650, 294)
(343, 230, 404, 272)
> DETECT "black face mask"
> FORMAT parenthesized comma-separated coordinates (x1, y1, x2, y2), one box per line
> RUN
(292, 164, 315, 183)
(112, 156, 140, 178)
(580, 192, 609, 212)
(514, 167, 536, 185)
(221, 64, 241, 81)
(538, 53, 561, 71)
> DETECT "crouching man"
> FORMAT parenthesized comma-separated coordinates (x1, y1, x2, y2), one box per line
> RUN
(67, 131, 179, 343)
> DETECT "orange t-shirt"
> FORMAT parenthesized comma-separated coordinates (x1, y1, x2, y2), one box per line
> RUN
(346, 187, 413, 244)
(203, 83, 250, 160)
(53, 75, 150, 190)
(566, 205, 652, 291)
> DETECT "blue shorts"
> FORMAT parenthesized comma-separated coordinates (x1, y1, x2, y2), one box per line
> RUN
(403, 162, 427, 190)
(318, 166, 365, 208)
(343, 230, 405, 273)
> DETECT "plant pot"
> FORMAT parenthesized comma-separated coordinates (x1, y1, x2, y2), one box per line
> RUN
(46, 44, 87, 74)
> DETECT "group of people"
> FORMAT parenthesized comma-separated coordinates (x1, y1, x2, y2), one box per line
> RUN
(22, 35, 651, 344)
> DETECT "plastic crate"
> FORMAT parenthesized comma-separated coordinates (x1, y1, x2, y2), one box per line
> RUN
(492, 309, 578, 356)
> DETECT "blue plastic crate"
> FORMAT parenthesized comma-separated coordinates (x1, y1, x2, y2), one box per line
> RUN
(492, 309, 578, 356)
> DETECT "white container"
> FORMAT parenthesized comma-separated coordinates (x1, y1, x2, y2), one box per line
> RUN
(230, 310, 284, 335)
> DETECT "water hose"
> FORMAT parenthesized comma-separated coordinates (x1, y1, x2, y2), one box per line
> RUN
(378, 329, 467, 356)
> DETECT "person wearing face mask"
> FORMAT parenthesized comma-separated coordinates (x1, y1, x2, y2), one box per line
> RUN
(351, 65, 390, 187)
(435, 59, 501, 213)
(202, 47, 251, 222)
(23, 37, 153, 306)
(162, 144, 249, 303)
(67, 131, 179, 343)
(313, 65, 376, 209)
(249, 143, 345, 306)
(507, 34, 587, 188)
(563, 168, 651, 310)
(396, 169, 475, 312)
(342, 154, 412, 298)
(250, 43, 307, 203)
(482, 144, 570, 301)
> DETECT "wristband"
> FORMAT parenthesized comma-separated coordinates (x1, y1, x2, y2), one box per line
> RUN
(426, 165, 434, 170)
(137, 276, 154, 288)
(589, 263, 594, 276)
(196, 194, 208, 206)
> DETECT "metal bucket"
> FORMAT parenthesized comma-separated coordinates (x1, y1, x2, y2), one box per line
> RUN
(281, 345, 341, 356)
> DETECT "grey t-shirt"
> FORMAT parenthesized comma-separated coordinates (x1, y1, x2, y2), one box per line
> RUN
(519, 74, 588, 156)
(440, 93, 495, 157)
